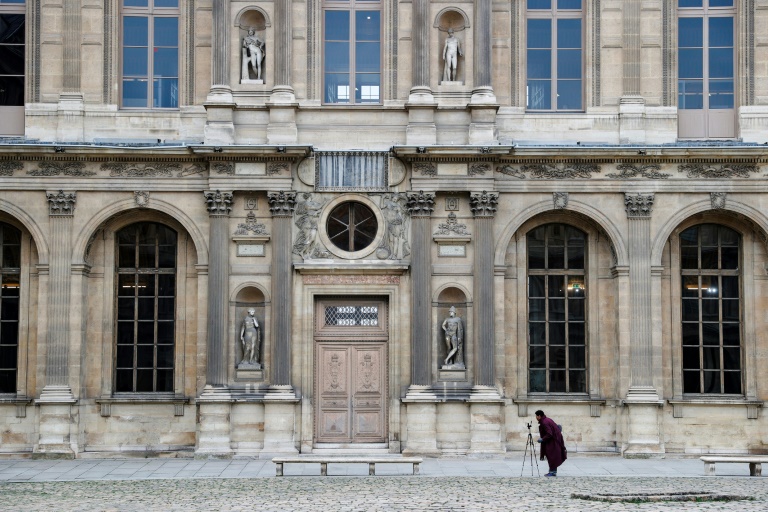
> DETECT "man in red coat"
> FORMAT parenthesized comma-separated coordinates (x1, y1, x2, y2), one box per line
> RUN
(536, 409, 567, 477)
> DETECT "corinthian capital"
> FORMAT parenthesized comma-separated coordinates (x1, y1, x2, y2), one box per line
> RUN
(267, 191, 297, 217)
(624, 193, 654, 218)
(469, 191, 498, 218)
(405, 191, 435, 217)
(204, 190, 233, 216)
(46, 190, 76, 216)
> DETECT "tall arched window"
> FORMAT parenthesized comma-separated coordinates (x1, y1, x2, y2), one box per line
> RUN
(680, 224, 741, 394)
(527, 223, 586, 393)
(115, 222, 176, 393)
(0, 222, 20, 393)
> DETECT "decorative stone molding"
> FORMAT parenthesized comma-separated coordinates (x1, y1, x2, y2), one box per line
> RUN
(469, 191, 498, 217)
(46, 190, 77, 216)
(267, 162, 289, 175)
(302, 275, 401, 285)
(496, 164, 525, 179)
(624, 193, 654, 218)
(434, 213, 470, 236)
(178, 163, 207, 177)
(607, 163, 671, 179)
(29, 162, 95, 177)
(103, 162, 176, 177)
(445, 197, 460, 211)
(405, 191, 435, 217)
(711, 192, 727, 210)
(267, 191, 297, 217)
(211, 162, 235, 175)
(434, 213, 471, 257)
(678, 163, 759, 179)
(468, 162, 490, 176)
(553, 192, 569, 209)
(234, 212, 269, 236)
(204, 190, 233, 216)
(134, 191, 150, 208)
(0, 161, 22, 176)
(413, 162, 437, 177)
(526, 163, 600, 179)
(233, 212, 270, 257)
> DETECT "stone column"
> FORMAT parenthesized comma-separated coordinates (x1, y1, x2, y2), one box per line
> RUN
(57, 0, 84, 141)
(196, 191, 234, 457)
(623, 193, 663, 457)
(619, 0, 646, 143)
(267, 1, 298, 143)
(468, 0, 499, 144)
(204, 0, 235, 144)
(406, 0, 437, 145)
(35, 191, 78, 458)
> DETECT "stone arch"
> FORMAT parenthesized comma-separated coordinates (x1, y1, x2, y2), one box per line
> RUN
(650, 199, 768, 266)
(433, 282, 472, 303)
(71, 198, 208, 266)
(433, 7, 470, 31)
(494, 199, 628, 267)
(234, 6, 271, 29)
(0, 198, 48, 265)
(231, 282, 270, 303)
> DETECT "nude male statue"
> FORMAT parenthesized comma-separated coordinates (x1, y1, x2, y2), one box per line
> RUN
(242, 28, 265, 81)
(442, 28, 463, 82)
(442, 306, 465, 367)
(240, 308, 261, 367)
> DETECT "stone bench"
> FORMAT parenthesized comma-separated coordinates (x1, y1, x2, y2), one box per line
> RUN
(700, 456, 768, 476)
(272, 456, 423, 476)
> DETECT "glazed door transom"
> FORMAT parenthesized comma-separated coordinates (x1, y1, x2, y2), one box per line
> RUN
(314, 298, 388, 444)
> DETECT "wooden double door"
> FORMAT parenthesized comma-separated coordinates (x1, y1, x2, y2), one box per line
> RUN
(314, 298, 388, 444)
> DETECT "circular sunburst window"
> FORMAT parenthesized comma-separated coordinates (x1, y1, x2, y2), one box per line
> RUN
(326, 201, 378, 253)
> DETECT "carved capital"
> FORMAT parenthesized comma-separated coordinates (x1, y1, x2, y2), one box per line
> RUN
(624, 193, 654, 218)
(267, 191, 297, 217)
(405, 190, 435, 217)
(204, 190, 233, 216)
(469, 191, 498, 217)
(46, 190, 76, 216)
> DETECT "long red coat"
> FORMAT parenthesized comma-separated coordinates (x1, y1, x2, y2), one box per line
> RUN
(538, 416, 567, 470)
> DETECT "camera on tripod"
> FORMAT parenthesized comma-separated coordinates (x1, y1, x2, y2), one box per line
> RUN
(526, 421, 532, 430)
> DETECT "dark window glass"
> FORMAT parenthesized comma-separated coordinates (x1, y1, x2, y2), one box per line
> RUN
(527, 224, 587, 393)
(0, 223, 21, 393)
(326, 202, 378, 253)
(115, 222, 176, 393)
(680, 224, 741, 394)
(0, 14, 24, 107)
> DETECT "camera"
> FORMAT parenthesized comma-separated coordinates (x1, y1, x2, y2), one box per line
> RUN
(526, 421, 532, 430)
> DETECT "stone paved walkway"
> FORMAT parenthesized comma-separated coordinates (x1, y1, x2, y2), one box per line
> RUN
(0, 456, 764, 511)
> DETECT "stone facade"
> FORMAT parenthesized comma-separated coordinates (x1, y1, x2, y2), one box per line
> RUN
(0, 1, 765, 458)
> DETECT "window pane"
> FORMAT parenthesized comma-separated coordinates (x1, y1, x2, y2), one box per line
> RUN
(568, 346, 585, 369)
(709, 0, 734, 8)
(123, 79, 148, 107)
(124, 0, 148, 6)
(549, 299, 565, 321)
(2, 245, 19, 269)
(530, 370, 546, 392)
(702, 347, 720, 369)
(0, 46, 23, 75)
(709, 48, 733, 79)
(548, 275, 565, 297)
(153, 48, 178, 77)
(528, 244, 545, 268)
(722, 323, 739, 345)
(154, 0, 178, 8)
(678, 82, 703, 110)
(116, 345, 133, 368)
(557, 19, 581, 49)
(721, 276, 738, 298)
(549, 345, 566, 368)
(527, 80, 551, 109)
(549, 321, 565, 344)
(549, 370, 566, 392)
(529, 346, 546, 368)
(529, 299, 545, 321)
(723, 371, 740, 394)
(682, 299, 699, 321)
(678, 18, 703, 48)
(722, 347, 740, 370)
(123, 47, 148, 77)
(682, 322, 699, 345)
(0, 76, 23, 106)
(324, 42, 350, 73)
(709, 17, 733, 47)
(137, 344, 154, 367)
(156, 369, 173, 392)
(527, 19, 551, 49)
(568, 322, 584, 344)
(529, 275, 545, 297)
(153, 17, 178, 47)
(123, 17, 148, 48)
(700, 246, 717, 269)
(356, 11, 379, 41)
(683, 370, 700, 393)
(701, 323, 719, 345)
(569, 370, 586, 392)
(115, 370, 134, 392)
(136, 369, 153, 392)
(157, 322, 174, 344)
(721, 246, 738, 268)
(153, 78, 178, 108)
(158, 274, 175, 296)
(557, 50, 581, 79)
(325, 11, 350, 40)
(529, 322, 546, 344)
(722, 299, 738, 322)
(557, 79, 582, 110)
(558, 0, 582, 8)
(158, 245, 175, 268)
(157, 344, 174, 368)
(528, 0, 551, 9)
(527, 49, 551, 79)
(568, 298, 584, 321)
(355, 42, 380, 72)
(703, 371, 720, 393)
(0, 15, 25, 45)
(548, 245, 565, 269)
(0, 321, 18, 344)
(678, 49, 703, 79)
(701, 299, 718, 322)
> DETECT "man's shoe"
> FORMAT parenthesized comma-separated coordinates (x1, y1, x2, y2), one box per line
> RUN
(545, 471, 557, 477)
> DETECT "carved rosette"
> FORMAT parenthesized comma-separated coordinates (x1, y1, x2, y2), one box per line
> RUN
(469, 191, 498, 217)
(204, 190, 233, 216)
(46, 190, 77, 216)
(553, 192, 569, 209)
(405, 191, 435, 217)
(267, 191, 297, 217)
(711, 192, 727, 210)
(624, 193, 654, 218)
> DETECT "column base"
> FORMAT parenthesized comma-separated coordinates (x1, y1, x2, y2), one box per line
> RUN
(196, 387, 234, 457)
(405, 101, 437, 146)
(622, 398, 665, 459)
(34, 391, 78, 458)
(468, 401, 506, 455)
(261, 399, 299, 455)
(56, 92, 84, 142)
(402, 402, 440, 456)
(619, 95, 647, 144)
(204, 86, 235, 145)
(403, 385, 438, 402)
(468, 90, 499, 145)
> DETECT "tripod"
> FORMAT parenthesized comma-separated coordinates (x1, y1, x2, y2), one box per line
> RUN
(521, 422, 540, 477)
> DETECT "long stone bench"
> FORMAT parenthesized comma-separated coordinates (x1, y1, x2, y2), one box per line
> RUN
(700, 456, 768, 476)
(272, 456, 423, 476)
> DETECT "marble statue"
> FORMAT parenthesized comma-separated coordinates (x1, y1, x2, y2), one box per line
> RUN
(442, 29, 463, 82)
(239, 308, 262, 368)
(242, 28, 265, 82)
(442, 306, 465, 368)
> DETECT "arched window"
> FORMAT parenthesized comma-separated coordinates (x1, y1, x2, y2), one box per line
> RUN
(527, 223, 586, 393)
(0, 222, 20, 393)
(115, 222, 177, 393)
(680, 224, 741, 394)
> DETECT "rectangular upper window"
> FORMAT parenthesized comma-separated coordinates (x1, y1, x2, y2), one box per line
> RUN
(526, 0, 583, 111)
(0, 0, 24, 136)
(121, 0, 179, 109)
(323, 0, 381, 104)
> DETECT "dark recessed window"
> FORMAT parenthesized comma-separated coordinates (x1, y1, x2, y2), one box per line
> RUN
(0, 222, 20, 394)
(326, 201, 377, 253)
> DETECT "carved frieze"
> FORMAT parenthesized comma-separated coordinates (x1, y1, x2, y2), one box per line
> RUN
(211, 162, 235, 176)
(204, 190, 233, 216)
(607, 163, 671, 179)
(678, 163, 758, 179)
(496, 164, 526, 179)
(495, 163, 599, 179)
(434, 212, 470, 236)
(267, 191, 297, 217)
(0, 161, 23, 176)
(469, 190, 498, 217)
(267, 162, 289, 175)
(413, 162, 437, 177)
(177, 163, 207, 177)
(103, 162, 177, 177)
(469, 162, 490, 176)
(29, 162, 95, 177)
(406, 191, 435, 217)
(711, 192, 727, 210)
(553, 192, 569, 209)
(46, 190, 77, 216)
(624, 193, 654, 218)
(302, 275, 401, 285)
(234, 211, 269, 236)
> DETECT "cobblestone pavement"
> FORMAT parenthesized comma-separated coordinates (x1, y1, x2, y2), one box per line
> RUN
(0, 476, 766, 511)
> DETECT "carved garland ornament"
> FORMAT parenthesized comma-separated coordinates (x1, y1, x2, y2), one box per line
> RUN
(495, 163, 599, 179)
(413, 161, 437, 176)
(267, 162, 289, 175)
(607, 163, 671, 180)
(711, 192, 727, 210)
(103, 162, 177, 177)
(0, 161, 23, 176)
(212, 162, 235, 176)
(678, 163, 759, 179)
(553, 192, 569, 210)
(469, 162, 490, 176)
(495, 164, 526, 179)
(28, 162, 95, 177)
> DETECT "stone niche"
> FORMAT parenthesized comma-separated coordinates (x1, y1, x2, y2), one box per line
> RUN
(434, 8, 470, 86)
(234, 286, 266, 380)
(237, 8, 270, 85)
(435, 287, 470, 382)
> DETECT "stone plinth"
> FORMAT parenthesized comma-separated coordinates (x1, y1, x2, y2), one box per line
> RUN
(196, 400, 233, 458)
(402, 402, 440, 456)
(262, 401, 299, 455)
(33, 403, 77, 458)
(622, 402, 665, 458)
(468, 401, 505, 455)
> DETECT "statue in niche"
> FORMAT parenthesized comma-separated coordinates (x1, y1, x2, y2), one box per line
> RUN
(293, 193, 330, 259)
(442, 28, 463, 82)
(238, 308, 262, 369)
(241, 28, 265, 82)
(441, 306, 465, 369)
(379, 193, 410, 260)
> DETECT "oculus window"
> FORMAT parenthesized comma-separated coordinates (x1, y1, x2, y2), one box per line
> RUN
(0, 0, 25, 136)
(121, 0, 179, 108)
(680, 224, 741, 394)
(323, 0, 381, 104)
(526, 0, 583, 111)
(527, 224, 586, 393)
(326, 201, 377, 253)
(115, 222, 177, 393)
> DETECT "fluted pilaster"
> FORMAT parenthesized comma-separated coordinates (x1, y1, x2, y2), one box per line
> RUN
(474, 0, 492, 89)
(470, 191, 497, 388)
(406, 191, 434, 387)
(274, 0, 292, 87)
(204, 190, 233, 387)
(268, 191, 297, 386)
(211, 0, 231, 87)
(62, 0, 81, 92)
(623, 0, 641, 96)
(412, 0, 430, 88)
